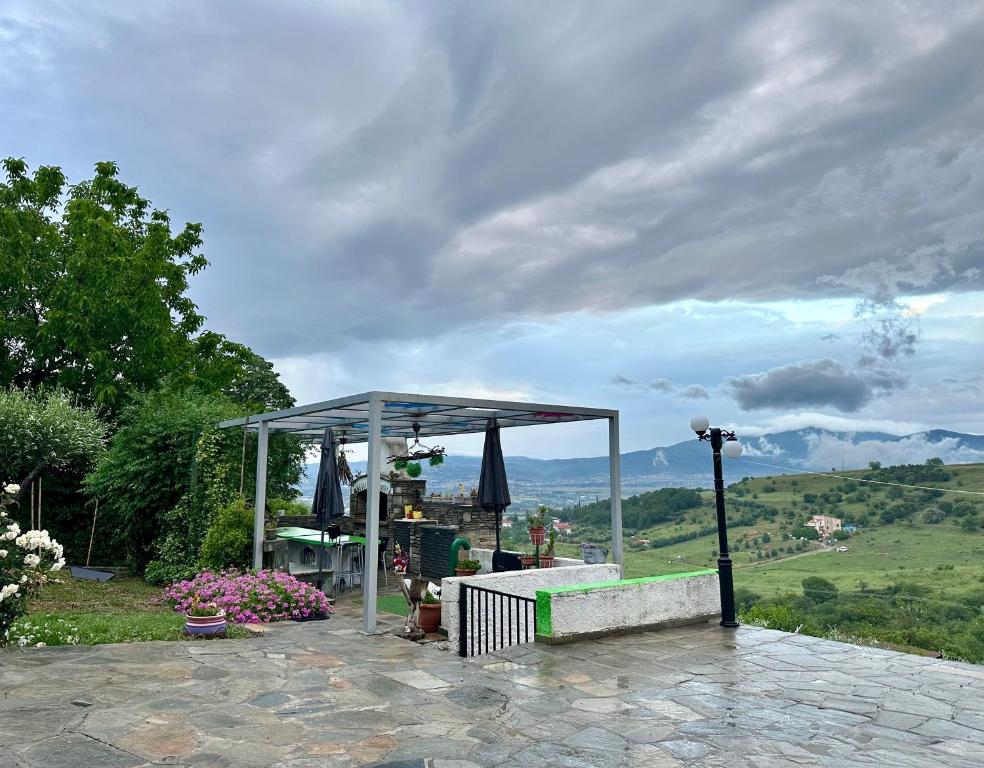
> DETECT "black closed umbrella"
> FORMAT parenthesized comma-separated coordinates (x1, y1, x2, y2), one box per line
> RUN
(478, 418, 512, 572)
(312, 427, 345, 590)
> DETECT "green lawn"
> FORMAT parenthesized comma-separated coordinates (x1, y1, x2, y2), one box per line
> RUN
(354, 593, 410, 617)
(19, 575, 250, 645)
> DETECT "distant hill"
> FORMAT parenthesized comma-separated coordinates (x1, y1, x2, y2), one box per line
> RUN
(299, 428, 984, 496)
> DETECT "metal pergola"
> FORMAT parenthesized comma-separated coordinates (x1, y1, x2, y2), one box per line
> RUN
(218, 391, 623, 633)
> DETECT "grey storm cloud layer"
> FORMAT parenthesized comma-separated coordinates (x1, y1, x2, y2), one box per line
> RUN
(728, 359, 908, 413)
(1, 1, 981, 359)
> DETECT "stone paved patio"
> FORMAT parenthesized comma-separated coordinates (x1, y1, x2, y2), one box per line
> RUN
(2, 611, 983, 767)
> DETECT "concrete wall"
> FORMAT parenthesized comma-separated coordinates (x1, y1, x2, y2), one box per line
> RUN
(535, 570, 720, 644)
(440, 563, 620, 656)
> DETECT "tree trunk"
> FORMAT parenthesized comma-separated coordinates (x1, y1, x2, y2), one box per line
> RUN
(15, 463, 45, 507)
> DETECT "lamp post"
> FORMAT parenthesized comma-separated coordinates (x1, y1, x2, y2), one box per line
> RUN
(691, 416, 741, 628)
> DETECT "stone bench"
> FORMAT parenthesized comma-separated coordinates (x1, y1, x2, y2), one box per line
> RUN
(534, 569, 721, 644)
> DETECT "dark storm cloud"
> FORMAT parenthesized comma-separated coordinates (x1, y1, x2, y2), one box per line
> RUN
(1, 1, 982, 358)
(728, 359, 907, 412)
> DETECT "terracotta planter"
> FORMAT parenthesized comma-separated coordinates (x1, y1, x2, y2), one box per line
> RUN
(455, 567, 478, 577)
(185, 613, 227, 636)
(519, 555, 535, 569)
(529, 526, 546, 546)
(539, 555, 556, 568)
(418, 603, 441, 633)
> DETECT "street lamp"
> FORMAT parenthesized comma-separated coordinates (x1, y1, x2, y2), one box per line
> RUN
(691, 416, 742, 628)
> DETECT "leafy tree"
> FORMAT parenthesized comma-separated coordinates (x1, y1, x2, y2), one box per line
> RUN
(1, 159, 207, 408)
(0, 387, 105, 506)
(802, 576, 838, 603)
(791, 525, 820, 541)
(199, 497, 254, 571)
(85, 385, 302, 571)
(959, 514, 979, 532)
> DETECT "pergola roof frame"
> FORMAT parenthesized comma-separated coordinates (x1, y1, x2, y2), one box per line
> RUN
(218, 390, 618, 443)
(219, 390, 622, 635)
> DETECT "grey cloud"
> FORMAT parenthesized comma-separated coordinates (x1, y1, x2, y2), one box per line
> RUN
(0, 1, 981, 357)
(679, 385, 710, 400)
(612, 375, 673, 393)
(728, 359, 907, 413)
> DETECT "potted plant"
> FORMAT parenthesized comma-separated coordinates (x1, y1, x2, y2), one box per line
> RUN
(580, 542, 609, 564)
(519, 552, 536, 568)
(528, 505, 547, 546)
(264, 517, 279, 541)
(418, 591, 441, 633)
(455, 558, 481, 577)
(539, 528, 556, 568)
(185, 596, 227, 636)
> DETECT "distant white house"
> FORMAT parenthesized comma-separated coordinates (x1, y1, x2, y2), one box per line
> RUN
(501, 518, 513, 529)
(805, 514, 842, 539)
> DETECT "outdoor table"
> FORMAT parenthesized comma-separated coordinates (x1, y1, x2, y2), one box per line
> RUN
(275, 527, 372, 589)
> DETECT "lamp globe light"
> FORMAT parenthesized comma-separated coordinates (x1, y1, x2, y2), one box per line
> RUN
(690, 415, 710, 435)
(723, 440, 743, 460)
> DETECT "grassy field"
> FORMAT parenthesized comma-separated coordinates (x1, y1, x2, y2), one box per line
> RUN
(21, 575, 251, 645)
(550, 462, 984, 598)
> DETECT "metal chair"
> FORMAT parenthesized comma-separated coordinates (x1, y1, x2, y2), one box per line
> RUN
(378, 536, 390, 587)
(334, 540, 364, 593)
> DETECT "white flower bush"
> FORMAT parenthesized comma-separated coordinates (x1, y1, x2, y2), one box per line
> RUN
(4, 616, 80, 648)
(1, 482, 65, 645)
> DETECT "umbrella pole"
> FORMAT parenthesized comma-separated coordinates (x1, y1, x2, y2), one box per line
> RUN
(318, 522, 326, 591)
(495, 507, 501, 552)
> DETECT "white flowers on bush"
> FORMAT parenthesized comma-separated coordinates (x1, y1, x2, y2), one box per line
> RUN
(1, 483, 64, 625)
(4, 617, 81, 648)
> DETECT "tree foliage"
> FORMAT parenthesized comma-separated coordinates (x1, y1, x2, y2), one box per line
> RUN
(0, 387, 105, 507)
(0, 159, 208, 408)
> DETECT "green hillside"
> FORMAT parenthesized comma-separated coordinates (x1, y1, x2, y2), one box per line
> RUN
(531, 460, 984, 662)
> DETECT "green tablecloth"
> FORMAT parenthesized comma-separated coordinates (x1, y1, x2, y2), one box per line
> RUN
(275, 527, 368, 548)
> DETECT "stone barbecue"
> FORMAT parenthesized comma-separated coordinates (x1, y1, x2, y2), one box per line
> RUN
(343, 478, 499, 552)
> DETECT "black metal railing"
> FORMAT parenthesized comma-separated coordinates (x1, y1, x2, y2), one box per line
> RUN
(458, 583, 536, 658)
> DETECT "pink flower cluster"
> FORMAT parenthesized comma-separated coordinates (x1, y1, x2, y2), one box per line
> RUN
(163, 569, 332, 624)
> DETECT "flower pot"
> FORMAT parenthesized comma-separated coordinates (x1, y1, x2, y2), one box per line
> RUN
(519, 555, 535, 569)
(418, 602, 441, 633)
(529, 526, 546, 546)
(455, 568, 478, 577)
(539, 555, 555, 568)
(185, 613, 227, 636)
(580, 544, 608, 564)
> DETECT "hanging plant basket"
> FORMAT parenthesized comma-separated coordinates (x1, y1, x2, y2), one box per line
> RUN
(529, 526, 546, 546)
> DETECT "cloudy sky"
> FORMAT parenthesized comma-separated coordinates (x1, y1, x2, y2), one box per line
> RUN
(2, 1, 982, 459)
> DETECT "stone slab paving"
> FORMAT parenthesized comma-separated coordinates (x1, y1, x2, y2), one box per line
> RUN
(2, 616, 984, 767)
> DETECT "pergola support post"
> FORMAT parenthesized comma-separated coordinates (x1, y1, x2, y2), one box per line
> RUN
(362, 395, 382, 633)
(608, 414, 624, 577)
(252, 420, 269, 570)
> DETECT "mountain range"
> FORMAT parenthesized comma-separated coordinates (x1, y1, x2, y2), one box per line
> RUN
(300, 428, 984, 499)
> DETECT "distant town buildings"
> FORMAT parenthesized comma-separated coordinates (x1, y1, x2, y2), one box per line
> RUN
(552, 521, 572, 536)
(805, 514, 842, 539)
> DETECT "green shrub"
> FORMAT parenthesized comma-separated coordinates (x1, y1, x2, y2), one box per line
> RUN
(199, 497, 254, 571)
(144, 560, 199, 586)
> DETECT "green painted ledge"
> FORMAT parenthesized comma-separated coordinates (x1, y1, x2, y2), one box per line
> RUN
(534, 569, 717, 637)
